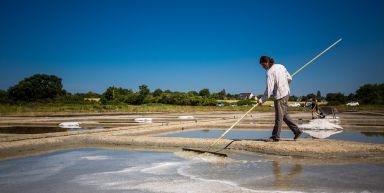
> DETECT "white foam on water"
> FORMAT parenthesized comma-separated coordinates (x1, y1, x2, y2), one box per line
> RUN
(299, 118, 343, 130)
(140, 162, 182, 174)
(80, 156, 109, 160)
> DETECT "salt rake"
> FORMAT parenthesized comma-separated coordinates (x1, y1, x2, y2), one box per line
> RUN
(182, 148, 228, 157)
(182, 38, 342, 157)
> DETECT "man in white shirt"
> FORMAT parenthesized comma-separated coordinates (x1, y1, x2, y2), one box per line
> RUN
(258, 56, 302, 142)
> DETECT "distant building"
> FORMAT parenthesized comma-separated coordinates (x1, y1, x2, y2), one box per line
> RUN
(238, 93, 255, 100)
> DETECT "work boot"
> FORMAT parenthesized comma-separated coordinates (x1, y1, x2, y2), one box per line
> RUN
(294, 130, 303, 140)
(268, 136, 280, 142)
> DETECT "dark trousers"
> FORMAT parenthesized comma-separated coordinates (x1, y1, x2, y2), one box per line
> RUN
(272, 96, 300, 138)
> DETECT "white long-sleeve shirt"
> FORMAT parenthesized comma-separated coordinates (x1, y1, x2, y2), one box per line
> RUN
(259, 64, 292, 104)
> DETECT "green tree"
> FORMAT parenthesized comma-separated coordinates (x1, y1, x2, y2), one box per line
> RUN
(355, 83, 384, 104)
(199, 88, 210, 97)
(159, 92, 176, 104)
(8, 74, 64, 102)
(143, 94, 156, 104)
(289, 95, 298, 101)
(306, 93, 316, 99)
(326, 92, 347, 105)
(188, 91, 198, 96)
(139, 84, 150, 96)
(153, 88, 163, 97)
(347, 93, 356, 102)
(125, 93, 141, 105)
(0, 89, 9, 103)
(134, 84, 150, 105)
(210, 93, 220, 99)
(188, 95, 204, 106)
(218, 89, 226, 100)
(316, 90, 322, 100)
(300, 96, 308, 101)
(102, 86, 133, 102)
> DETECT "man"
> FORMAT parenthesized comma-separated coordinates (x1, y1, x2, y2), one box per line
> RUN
(311, 98, 320, 119)
(257, 56, 302, 142)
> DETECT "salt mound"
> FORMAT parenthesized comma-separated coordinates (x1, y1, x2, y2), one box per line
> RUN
(178, 116, 195, 120)
(299, 119, 342, 130)
(58, 122, 81, 128)
(134, 118, 153, 123)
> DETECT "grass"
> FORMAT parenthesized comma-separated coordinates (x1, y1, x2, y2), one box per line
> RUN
(0, 103, 383, 115)
(0, 103, 275, 115)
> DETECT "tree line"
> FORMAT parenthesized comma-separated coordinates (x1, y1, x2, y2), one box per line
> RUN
(0, 74, 237, 106)
(0, 74, 383, 105)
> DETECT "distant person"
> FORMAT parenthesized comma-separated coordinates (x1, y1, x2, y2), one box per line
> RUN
(257, 56, 302, 142)
(311, 98, 320, 119)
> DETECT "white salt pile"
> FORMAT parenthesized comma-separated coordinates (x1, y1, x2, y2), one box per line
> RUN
(299, 119, 342, 130)
(178, 116, 195, 120)
(299, 118, 343, 139)
(58, 122, 81, 128)
(134, 118, 153, 123)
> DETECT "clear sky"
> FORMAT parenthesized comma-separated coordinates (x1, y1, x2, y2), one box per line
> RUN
(0, 0, 383, 96)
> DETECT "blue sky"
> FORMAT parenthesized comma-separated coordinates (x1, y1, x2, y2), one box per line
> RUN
(0, 0, 383, 96)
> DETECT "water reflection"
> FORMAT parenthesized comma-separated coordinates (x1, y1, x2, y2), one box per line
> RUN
(162, 129, 384, 144)
(360, 132, 384, 137)
(0, 148, 383, 193)
(0, 126, 67, 134)
(272, 160, 303, 189)
(303, 129, 343, 139)
(0, 126, 104, 134)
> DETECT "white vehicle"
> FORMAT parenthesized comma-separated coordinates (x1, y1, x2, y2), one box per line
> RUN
(288, 103, 301, 107)
(346, 101, 359, 106)
(216, 103, 224, 107)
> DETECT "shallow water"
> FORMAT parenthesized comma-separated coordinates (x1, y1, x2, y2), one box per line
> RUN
(0, 148, 383, 193)
(0, 126, 105, 134)
(161, 129, 384, 144)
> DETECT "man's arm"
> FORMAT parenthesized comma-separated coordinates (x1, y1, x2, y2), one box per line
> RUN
(258, 73, 274, 104)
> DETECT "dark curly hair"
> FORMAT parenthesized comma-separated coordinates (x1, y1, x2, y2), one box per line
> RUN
(259, 56, 274, 64)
